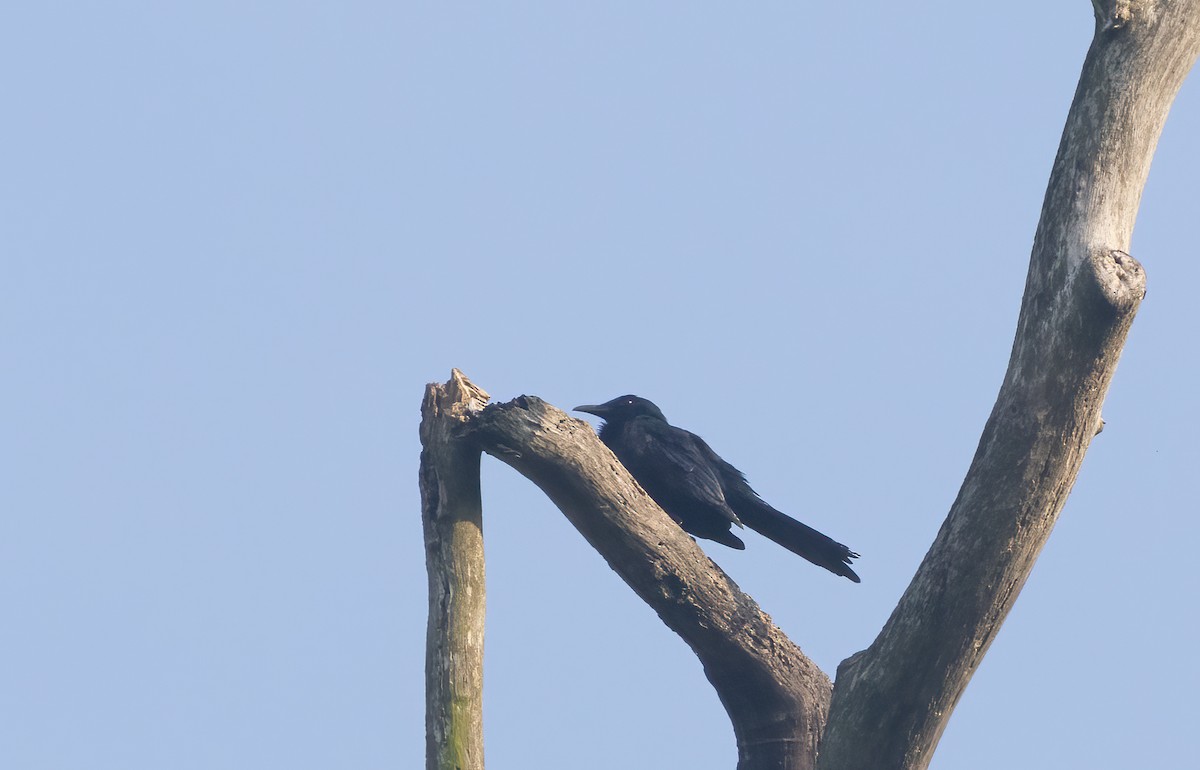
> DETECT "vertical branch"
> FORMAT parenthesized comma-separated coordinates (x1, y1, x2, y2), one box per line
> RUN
(817, 3, 1200, 769)
(421, 370, 491, 770)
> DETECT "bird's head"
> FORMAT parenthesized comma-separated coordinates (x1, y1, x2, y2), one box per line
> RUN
(574, 395, 668, 424)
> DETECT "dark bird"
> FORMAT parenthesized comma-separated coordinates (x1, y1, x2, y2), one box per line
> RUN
(575, 395, 860, 582)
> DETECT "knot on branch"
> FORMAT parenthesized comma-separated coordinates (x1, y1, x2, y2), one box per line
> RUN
(1090, 249, 1146, 314)
(1092, 0, 1136, 32)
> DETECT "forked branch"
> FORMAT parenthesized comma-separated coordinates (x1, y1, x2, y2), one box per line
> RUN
(421, 2, 1199, 769)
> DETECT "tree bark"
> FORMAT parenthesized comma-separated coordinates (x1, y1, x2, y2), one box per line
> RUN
(470, 395, 831, 770)
(815, 3, 1200, 769)
(421, 371, 490, 770)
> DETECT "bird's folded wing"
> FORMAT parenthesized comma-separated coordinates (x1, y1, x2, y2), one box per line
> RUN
(625, 422, 742, 527)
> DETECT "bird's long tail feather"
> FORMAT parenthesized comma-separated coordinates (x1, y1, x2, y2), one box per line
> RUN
(734, 497, 861, 582)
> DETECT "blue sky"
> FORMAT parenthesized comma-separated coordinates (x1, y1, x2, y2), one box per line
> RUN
(3, 3, 1197, 769)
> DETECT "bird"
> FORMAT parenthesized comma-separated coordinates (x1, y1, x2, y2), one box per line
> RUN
(575, 395, 860, 582)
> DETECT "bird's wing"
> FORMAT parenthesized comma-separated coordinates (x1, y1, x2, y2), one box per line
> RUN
(623, 420, 742, 527)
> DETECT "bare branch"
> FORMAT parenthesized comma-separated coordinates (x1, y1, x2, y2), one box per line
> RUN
(817, 4, 1200, 769)
(421, 370, 490, 770)
(472, 395, 830, 770)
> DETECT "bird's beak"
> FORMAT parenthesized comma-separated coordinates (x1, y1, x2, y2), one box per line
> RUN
(574, 404, 607, 417)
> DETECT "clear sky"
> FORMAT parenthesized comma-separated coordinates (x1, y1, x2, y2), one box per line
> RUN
(4, 3, 1197, 769)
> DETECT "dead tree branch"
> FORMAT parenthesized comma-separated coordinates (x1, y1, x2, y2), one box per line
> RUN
(421, 371, 490, 770)
(816, 3, 1200, 768)
(471, 395, 831, 770)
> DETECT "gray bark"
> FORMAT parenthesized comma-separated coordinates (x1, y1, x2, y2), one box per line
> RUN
(421, 371, 490, 770)
(816, 2, 1200, 768)
(472, 395, 831, 770)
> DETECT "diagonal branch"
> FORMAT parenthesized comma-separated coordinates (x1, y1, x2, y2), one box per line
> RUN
(816, 4, 1200, 769)
(470, 394, 831, 770)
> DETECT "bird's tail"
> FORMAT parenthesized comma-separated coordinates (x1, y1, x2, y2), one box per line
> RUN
(735, 498, 860, 582)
